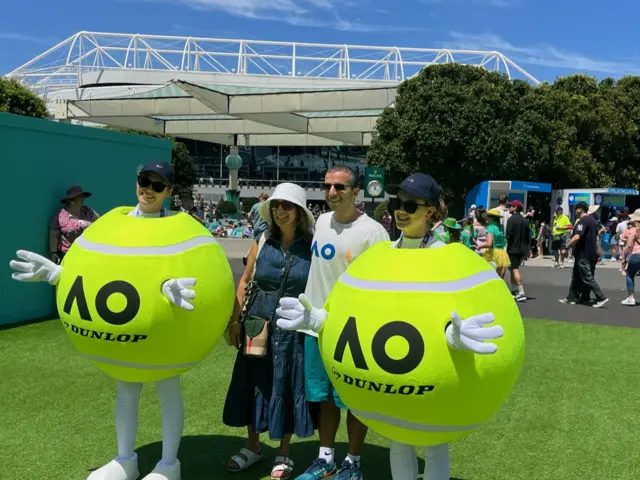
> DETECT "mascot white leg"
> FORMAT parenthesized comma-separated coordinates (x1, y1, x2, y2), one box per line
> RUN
(144, 376, 184, 480)
(422, 444, 450, 480)
(88, 381, 143, 480)
(389, 441, 418, 479)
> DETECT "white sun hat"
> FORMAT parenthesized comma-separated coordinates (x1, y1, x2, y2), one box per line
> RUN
(259, 182, 316, 227)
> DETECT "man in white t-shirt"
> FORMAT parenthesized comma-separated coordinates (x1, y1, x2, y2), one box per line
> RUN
(278, 166, 389, 480)
(497, 194, 511, 230)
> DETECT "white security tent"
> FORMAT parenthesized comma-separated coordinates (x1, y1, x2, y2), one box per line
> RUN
(55, 80, 394, 146)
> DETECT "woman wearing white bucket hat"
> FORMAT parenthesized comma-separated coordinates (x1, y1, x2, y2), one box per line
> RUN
(223, 183, 317, 480)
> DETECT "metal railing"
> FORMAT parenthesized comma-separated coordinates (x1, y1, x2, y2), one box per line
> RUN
(7, 31, 540, 94)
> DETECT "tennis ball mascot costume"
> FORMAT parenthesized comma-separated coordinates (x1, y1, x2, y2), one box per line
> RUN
(277, 173, 525, 480)
(9, 163, 235, 480)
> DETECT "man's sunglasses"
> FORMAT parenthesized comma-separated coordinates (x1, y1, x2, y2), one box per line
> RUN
(388, 197, 428, 214)
(271, 200, 296, 211)
(137, 175, 168, 193)
(323, 183, 351, 192)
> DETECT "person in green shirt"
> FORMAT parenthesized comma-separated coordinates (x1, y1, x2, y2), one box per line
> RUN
(460, 217, 475, 249)
(476, 208, 511, 278)
(551, 207, 573, 268)
(441, 217, 462, 244)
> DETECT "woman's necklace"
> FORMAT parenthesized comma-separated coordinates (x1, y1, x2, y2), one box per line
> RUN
(398, 232, 431, 249)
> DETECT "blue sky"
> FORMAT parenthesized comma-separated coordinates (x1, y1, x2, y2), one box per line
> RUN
(1, 0, 639, 82)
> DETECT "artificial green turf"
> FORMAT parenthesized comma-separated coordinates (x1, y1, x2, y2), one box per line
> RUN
(2, 319, 640, 480)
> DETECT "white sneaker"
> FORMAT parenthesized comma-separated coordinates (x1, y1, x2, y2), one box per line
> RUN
(553, 262, 559, 268)
(559, 263, 565, 269)
(515, 293, 527, 302)
(593, 298, 609, 309)
(142, 460, 181, 480)
(87, 455, 139, 480)
(622, 297, 636, 306)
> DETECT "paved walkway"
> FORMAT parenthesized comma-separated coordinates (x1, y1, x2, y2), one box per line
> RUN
(227, 250, 637, 329)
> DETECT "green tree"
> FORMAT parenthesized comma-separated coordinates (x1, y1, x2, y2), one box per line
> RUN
(368, 63, 527, 214)
(368, 65, 640, 214)
(103, 127, 196, 194)
(0, 78, 48, 118)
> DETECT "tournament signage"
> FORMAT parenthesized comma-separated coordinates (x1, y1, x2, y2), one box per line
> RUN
(331, 316, 435, 396)
(568, 193, 591, 205)
(364, 167, 385, 198)
(607, 187, 638, 196)
(594, 194, 625, 208)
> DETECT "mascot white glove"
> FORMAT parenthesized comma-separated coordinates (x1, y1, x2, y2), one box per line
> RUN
(276, 294, 327, 333)
(162, 278, 197, 311)
(10, 250, 62, 285)
(445, 311, 504, 355)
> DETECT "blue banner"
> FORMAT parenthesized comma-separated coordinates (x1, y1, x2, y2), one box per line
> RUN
(607, 187, 638, 195)
(568, 193, 591, 205)
(594, 193, 625, 208)
(511, 181, 552, 193)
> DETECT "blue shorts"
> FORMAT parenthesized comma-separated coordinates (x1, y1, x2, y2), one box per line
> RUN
(304, 335, 347, 409)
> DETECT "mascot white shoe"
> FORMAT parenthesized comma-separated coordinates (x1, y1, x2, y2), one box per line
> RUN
(87, 455, 139, 480)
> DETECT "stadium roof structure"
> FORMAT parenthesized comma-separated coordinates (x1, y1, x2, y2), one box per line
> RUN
(7, 31, 541, 147)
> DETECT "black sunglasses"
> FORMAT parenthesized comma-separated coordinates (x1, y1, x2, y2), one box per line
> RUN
(137, 175, 167, 193)
(323, 183, 351, 192)
(271, 200, 296, 211)
(389, 197, 428, 214)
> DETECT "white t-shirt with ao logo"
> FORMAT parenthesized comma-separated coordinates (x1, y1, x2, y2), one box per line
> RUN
(302, 212, 390, 337)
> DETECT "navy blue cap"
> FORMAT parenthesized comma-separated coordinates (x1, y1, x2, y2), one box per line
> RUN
(138, 161, 174, 186)
(385, 173, 441, 203)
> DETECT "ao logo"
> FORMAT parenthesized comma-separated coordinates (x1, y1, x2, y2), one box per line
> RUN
(312, 241, 336, 260)
(569, 195, 574, 201)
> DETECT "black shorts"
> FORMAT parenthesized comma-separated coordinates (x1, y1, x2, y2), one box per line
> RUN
(508, 253, 525, 270)
(551, 236, 566, 251)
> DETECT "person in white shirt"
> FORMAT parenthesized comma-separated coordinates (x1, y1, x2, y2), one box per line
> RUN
(10, 161, 195, 480)
(277, 172, 503, 480)
(276, 166, 389, 480)
(496, 194, 511, 231)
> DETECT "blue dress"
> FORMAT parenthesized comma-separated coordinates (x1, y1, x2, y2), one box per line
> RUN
(223, 232, 315, 440)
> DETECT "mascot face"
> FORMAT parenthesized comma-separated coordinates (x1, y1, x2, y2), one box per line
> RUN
(319, 242, 525, 446)
(56, 207, 235, 383)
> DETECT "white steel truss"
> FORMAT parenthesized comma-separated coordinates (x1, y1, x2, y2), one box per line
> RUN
(7, 31, 541, 96)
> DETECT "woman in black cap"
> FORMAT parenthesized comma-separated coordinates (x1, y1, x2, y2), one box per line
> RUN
(277, 172, 504, 480)
(48, 185, 99, 264)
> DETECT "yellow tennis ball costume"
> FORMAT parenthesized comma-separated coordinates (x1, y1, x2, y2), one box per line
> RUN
(319, 242, 525, 446)
(56, 206, 235, 383)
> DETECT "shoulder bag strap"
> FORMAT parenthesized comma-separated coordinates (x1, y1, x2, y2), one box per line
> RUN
(253, 233, 268, 280)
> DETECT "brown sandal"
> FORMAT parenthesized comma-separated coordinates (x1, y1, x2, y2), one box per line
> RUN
(271, 456, 294, 479)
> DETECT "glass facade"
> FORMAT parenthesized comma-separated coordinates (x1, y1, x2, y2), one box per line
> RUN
(180, 137, 368, 189)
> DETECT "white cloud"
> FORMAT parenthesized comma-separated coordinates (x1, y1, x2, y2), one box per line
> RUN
(447, 32, 640, 75)
(0, 32, 57, 45)
(170, 0, 422, 32)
